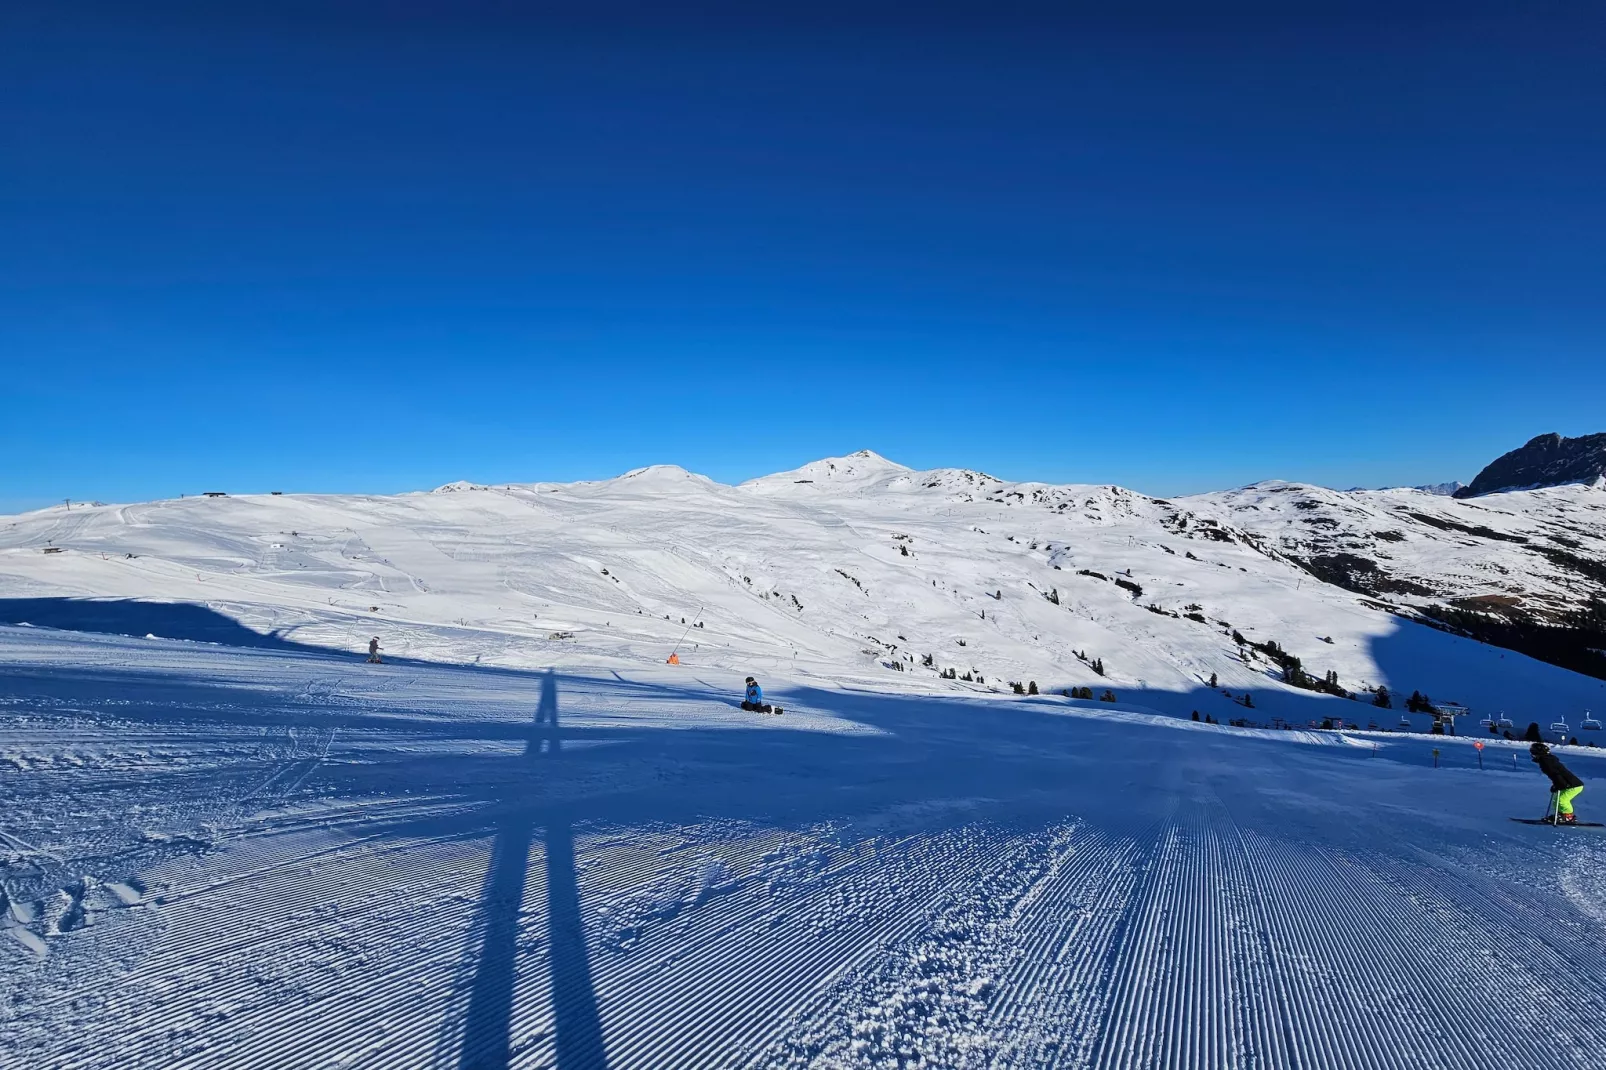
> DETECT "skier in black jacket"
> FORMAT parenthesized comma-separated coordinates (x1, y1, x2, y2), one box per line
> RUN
(1530, 742, 1584, 823)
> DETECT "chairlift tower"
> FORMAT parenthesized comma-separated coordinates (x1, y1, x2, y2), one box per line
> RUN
(1434, 703, 1469, 736)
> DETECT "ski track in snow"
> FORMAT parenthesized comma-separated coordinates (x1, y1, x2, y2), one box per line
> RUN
(3, 628, 1606, 1067)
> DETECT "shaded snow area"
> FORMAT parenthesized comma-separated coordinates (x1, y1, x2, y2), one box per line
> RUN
(6, 626, 1606, 1069)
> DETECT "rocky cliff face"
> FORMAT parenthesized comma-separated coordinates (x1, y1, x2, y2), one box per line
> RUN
(1454, 432, 1606, 499)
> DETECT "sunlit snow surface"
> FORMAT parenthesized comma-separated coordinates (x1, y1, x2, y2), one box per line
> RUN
(3, 455, 1606, 1067)
(0, 452, 1603, 726)
(4, 626, 1606, 1069)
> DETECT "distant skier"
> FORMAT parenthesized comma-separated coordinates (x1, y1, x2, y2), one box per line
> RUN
(740, 676, 779, 714)
(367, 637, 382, 664)
(1531, 742, 1583, 823)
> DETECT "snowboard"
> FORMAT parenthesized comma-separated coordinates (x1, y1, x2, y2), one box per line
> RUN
(1510, 817, 1606, 827)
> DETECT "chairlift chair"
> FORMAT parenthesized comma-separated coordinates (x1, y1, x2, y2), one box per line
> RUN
(1398, 713, 1412, 728)
(1551, 721, 1570, 737)
(1478, 715, 1495, 730)
(1497, 712, 1514, 730)
(1583, 711, 1602, 731)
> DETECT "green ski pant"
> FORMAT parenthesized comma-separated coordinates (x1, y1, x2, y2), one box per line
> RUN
(1556, 785, 1584, 815)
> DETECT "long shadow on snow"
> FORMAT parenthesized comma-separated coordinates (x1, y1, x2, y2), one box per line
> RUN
(0, 598, 329, 653)
(459, 671, 606, 1070)
(6, 646, 1598, 832)
(10, 639, 1606, 1065)
(0, 598, 536, 675)
(8, 630, 1603, 842)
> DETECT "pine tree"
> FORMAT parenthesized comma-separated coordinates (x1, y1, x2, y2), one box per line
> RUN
(1372, 685, 1392, 709)
(1028, 680, 1038, 695)
(1209, 672, 1218, 688)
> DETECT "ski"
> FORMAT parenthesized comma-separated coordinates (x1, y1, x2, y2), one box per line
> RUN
(1510, 818, 1605, 827)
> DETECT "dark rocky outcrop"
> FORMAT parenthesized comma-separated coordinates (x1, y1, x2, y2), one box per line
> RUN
(1455, 432, 1606, 498)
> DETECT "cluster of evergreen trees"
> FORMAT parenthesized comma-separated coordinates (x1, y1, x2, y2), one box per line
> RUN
(1072, 650, 1106, 676)
(1243, 636, 1347, 697)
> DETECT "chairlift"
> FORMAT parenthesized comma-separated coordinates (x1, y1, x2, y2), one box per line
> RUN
(1398, 713, 1412, 728)
(1478, 715, 1495, 730)
(1550, 721, 1570, 737)
(1497, 712, 1514, 730)
(1583, 711, 1602, 731)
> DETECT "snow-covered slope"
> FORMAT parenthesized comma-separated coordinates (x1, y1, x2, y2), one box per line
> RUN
(1188, 480, 1606, 619)
(2, 451, 1604, 728)
(7, 454, 1606, 1068)
(6, 627, 1606, 1068)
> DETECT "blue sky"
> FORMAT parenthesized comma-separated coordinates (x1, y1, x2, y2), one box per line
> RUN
(3, 3, 1603, 512)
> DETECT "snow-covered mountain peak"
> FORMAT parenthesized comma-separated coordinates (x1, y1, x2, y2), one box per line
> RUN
(615, 464, 714, 485)
(743, 450, 913, 493)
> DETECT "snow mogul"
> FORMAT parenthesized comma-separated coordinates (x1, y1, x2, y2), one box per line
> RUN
(1530, 742, 1584, 823)
(741, 677, 780, 715)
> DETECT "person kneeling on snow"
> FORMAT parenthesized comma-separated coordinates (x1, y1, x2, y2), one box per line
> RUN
(1531, 742, 1584, 823)
(741, 677, 770, 713)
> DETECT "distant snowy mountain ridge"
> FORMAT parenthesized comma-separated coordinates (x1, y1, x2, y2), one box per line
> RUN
(1341, 482, 1464, 496)
(3, 445, 1605, 727)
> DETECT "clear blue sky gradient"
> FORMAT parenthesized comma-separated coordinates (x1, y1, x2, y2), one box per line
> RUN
(3, 3, 1603, 511)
